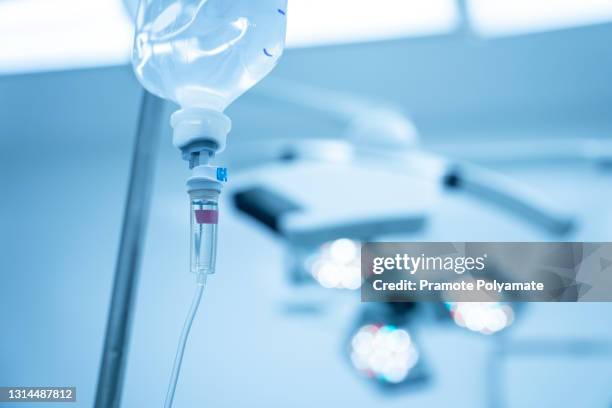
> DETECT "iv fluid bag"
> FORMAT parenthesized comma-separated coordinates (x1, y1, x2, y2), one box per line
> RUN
(132, 0, 288, 111)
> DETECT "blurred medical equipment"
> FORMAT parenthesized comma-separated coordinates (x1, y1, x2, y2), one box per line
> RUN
(229, 78, 575, 235)
(223, 81, 577, 308)
(225, 81, 579, 305)
(233, 182, 427, 288)
(97, 1, 288, 407)
(233, 184, 426, 249)
(223, 79, 581, 387)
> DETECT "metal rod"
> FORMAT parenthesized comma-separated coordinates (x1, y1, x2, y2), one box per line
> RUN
(95, 91, 164, 408)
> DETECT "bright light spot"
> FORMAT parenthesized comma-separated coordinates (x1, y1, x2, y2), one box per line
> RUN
(287, 0, 458, 48)
(330, 238, 359, 264)
(468, 0, 612, 37)
(309, 239, 361, 290)
(446, 302, 514, 335)
(0, 0, 133, 74)
(350, 324, 419, 384)
(313, 261, 343, 289)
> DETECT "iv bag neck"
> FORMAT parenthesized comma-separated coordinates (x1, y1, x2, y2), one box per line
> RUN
(170, 107, 232, 158)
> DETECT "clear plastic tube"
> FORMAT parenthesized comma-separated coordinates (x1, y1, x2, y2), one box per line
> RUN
(164, 280, 206, 408)
(163, 188, 220, 408)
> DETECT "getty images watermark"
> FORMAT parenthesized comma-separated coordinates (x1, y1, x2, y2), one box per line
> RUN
(361, 242, 612, 302)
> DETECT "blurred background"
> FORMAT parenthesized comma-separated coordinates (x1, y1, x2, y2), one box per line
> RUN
(1, 0, 612, 407)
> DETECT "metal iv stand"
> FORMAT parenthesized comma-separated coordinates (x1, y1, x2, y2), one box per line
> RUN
(95, 91, 164, 408)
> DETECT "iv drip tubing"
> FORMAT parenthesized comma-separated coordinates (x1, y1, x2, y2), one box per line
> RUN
(164, 281, 206, 408)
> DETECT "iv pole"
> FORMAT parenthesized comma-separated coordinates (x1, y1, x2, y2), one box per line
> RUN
(95, 91, 164, 408)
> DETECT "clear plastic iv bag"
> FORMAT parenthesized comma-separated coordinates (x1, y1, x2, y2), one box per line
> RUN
(132, 0, 288, 112)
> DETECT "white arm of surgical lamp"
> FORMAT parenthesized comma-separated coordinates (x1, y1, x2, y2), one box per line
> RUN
(246, 78, 576, 234)
(255, 78, 420, 150)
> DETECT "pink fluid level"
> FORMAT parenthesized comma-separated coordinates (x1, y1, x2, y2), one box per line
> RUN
(195, 209, 218, 224)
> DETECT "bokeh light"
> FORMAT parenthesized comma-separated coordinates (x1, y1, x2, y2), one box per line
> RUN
(350, 324, 419, 384)
(445, 302, 514, 335)
(309, 239, 361, 290)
